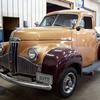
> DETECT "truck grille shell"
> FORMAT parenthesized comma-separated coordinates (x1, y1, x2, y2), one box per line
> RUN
(17, 57, 38, 76)
(9, 37, 38, 76)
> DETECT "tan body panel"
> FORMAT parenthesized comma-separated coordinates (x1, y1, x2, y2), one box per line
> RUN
(4, 10, 99, 68)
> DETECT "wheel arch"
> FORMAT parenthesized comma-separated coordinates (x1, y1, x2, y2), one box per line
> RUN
(68, 63, 82, 76)
(42, 47, 82, 84)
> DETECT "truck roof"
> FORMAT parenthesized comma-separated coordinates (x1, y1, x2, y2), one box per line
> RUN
(47, 9, 93, 16)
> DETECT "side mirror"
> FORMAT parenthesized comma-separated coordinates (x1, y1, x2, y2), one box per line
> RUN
(96, 32, 100, 38)
(34, 22, 39, 27)
(76, 26, 81, 31)
(72, 19, 77, 29)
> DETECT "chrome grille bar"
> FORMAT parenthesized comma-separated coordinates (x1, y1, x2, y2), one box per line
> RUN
(9, 37, 20, 74)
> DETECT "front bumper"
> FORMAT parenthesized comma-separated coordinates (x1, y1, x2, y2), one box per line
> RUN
(0, 72, 52, 91)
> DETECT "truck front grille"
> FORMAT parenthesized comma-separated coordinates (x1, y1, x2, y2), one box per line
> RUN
(9, 41, 18, 73)
(17, 57, 38, 76)
(9, 37, 38, 76)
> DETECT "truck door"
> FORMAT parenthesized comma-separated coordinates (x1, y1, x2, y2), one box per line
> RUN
(76, 16, 97, 67)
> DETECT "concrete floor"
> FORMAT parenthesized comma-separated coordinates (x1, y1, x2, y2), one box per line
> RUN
(0, 70, 100, 100)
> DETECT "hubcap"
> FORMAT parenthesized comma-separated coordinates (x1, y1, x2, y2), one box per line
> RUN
(63, 72, 76, 94)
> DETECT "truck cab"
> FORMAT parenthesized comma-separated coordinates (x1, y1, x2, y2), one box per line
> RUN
(0, 10, 99, 98)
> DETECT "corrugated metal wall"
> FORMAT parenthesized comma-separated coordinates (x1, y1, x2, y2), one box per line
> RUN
(0, 0, 46, 27)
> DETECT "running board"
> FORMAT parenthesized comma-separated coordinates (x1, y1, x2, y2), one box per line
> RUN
(82, 61, 100, 74)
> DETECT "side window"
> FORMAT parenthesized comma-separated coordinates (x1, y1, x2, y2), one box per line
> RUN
(80, 19, 85, 28)
(80, 17, 93, 29)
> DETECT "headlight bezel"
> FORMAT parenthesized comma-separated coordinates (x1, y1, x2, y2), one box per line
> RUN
(28, 48, 39, 61)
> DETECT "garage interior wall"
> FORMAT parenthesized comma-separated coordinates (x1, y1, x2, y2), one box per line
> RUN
(84, 0, 100, 26)
(0, 0, 46, 27)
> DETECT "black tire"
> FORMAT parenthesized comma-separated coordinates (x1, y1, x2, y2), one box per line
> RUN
(57, 67, 78, 98)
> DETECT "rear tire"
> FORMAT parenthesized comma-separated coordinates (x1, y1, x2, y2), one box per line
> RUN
(57, 67, 78, 98)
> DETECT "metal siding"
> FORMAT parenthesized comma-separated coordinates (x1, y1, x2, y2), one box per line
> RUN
(2, 0, 8, 16)
(35, 0, 39, 22)
(13, 0, 18, 17)
(0, 0, 2, 27)
(30, 0, 46, 27)
(0, 0, 2, 17)
(8, 0, 13, 16)
(39, 0, 44, 22)
(32, 0, 36, 26)
(42, 0, 46, 19)
(35, 0, 46, 24)
(27, 0, 32, 27)
(23, 0, 28, 21)
(0, 0, 46, 27)
(18, 0, 23, 27)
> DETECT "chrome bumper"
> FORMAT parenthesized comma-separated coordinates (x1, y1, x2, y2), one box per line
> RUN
(0, 72, 52, 91)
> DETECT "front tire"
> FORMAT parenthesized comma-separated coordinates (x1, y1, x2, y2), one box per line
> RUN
(58, 67, 78, 98)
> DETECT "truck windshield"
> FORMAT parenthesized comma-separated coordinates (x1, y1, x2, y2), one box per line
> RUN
(40, 14, 78, 27)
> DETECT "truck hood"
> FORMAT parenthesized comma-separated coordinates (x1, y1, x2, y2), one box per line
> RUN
(10, 27, 75, 64)
(12, 27, 72, 41)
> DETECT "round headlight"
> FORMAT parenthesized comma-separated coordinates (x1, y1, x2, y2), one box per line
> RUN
(28, 48, 38, 61)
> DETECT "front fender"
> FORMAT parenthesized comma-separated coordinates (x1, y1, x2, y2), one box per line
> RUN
(42, 48, 82, 83)
(0, 42, 9, 68)
(1, 42, 9, 54)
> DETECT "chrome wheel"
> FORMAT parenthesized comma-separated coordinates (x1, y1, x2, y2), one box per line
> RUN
(63, 72, 76, 94)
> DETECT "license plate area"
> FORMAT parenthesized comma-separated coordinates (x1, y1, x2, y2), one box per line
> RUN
(36, 73, 53, 85)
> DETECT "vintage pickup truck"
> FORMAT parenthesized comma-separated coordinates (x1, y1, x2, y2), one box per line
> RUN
(0, 10, 100, 97)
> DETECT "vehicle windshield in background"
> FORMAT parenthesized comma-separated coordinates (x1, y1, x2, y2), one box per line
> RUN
(40, 14, 78, 27)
